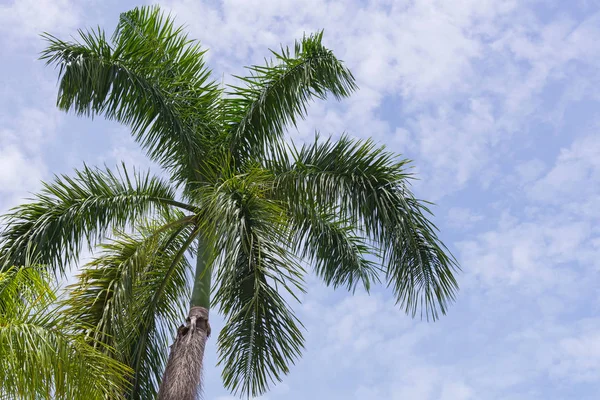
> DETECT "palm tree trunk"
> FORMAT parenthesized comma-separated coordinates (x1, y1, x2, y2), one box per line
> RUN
(157, 239, 212, 400)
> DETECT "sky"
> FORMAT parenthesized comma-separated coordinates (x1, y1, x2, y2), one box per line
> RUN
(1, 0, 600, 399)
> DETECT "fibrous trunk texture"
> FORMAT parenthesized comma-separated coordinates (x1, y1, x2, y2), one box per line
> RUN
(157, 306, 211, 400)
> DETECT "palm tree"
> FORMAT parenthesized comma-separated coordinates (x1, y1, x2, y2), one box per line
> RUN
(0, 5, 459, 400)
(0, 257, 131, 399)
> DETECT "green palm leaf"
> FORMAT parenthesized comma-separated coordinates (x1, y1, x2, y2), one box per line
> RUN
(0, 265, 131, 399)
(226, 31, 357, 163)
(197, 165, 305, 397)
(270, 135, 459, 320)
(287, 202, 381, 293)
(41, 5, 221, 189)
(0, 164, 190, 273)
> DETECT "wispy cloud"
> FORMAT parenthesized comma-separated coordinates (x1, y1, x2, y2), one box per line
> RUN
(0, 0, 82, 46)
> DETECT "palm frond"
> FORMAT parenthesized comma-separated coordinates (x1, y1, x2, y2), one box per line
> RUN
(381, 197, 459, 320)
(63, 213, 197, 400)
(269, 135, 459, 320)
(40, 5, 221, 189)
(0, 164, 189, 274)
(287, 202, 381, 293)
(0, 265, 131, 399)
(197, 164, 305, 397)
(226, 31, 356, 163)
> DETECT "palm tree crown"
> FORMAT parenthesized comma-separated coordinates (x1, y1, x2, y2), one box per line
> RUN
(0, 5, 459, 399)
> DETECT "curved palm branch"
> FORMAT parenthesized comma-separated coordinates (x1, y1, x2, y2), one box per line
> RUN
(226, 31, 357, 163)
(286, 202, 381, 293)
(198, 166, 305, 397)
(269, 135, 459, 320)
(64, 214, 198, 400)
(41, 6, 221, 189)
(0, 164, 192, 274)
(0, 265, 131, 399)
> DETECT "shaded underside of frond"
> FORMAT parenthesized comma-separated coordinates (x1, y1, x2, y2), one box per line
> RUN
(286, 202, 381, 293)
(0, 164, 186, 274)
(196, 165, 305, 397)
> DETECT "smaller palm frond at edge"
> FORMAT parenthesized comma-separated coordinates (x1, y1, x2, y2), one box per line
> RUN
(0, 264, 132, 399)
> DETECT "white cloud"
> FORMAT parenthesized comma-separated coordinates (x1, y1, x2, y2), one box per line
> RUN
(458, 124, 600, 294)
(515, 158, 547, 184)
(0, 107, 62, 210)
(528, 134, 600, 208)
(0, 0, 81, 45)
(97, 127, 157, 171)
(459, 210, 596, 292)
(0, 143, 45, 208)
(553, 329, 600, 383)
(447, 207, 484, 229)
(439, 381, 475, 400)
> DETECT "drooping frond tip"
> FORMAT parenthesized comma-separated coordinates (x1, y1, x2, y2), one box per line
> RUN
(196, 166, 305, 397)
(268, 134, 459, 321)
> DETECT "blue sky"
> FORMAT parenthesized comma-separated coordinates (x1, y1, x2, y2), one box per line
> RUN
(1, 0, 600, 399)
